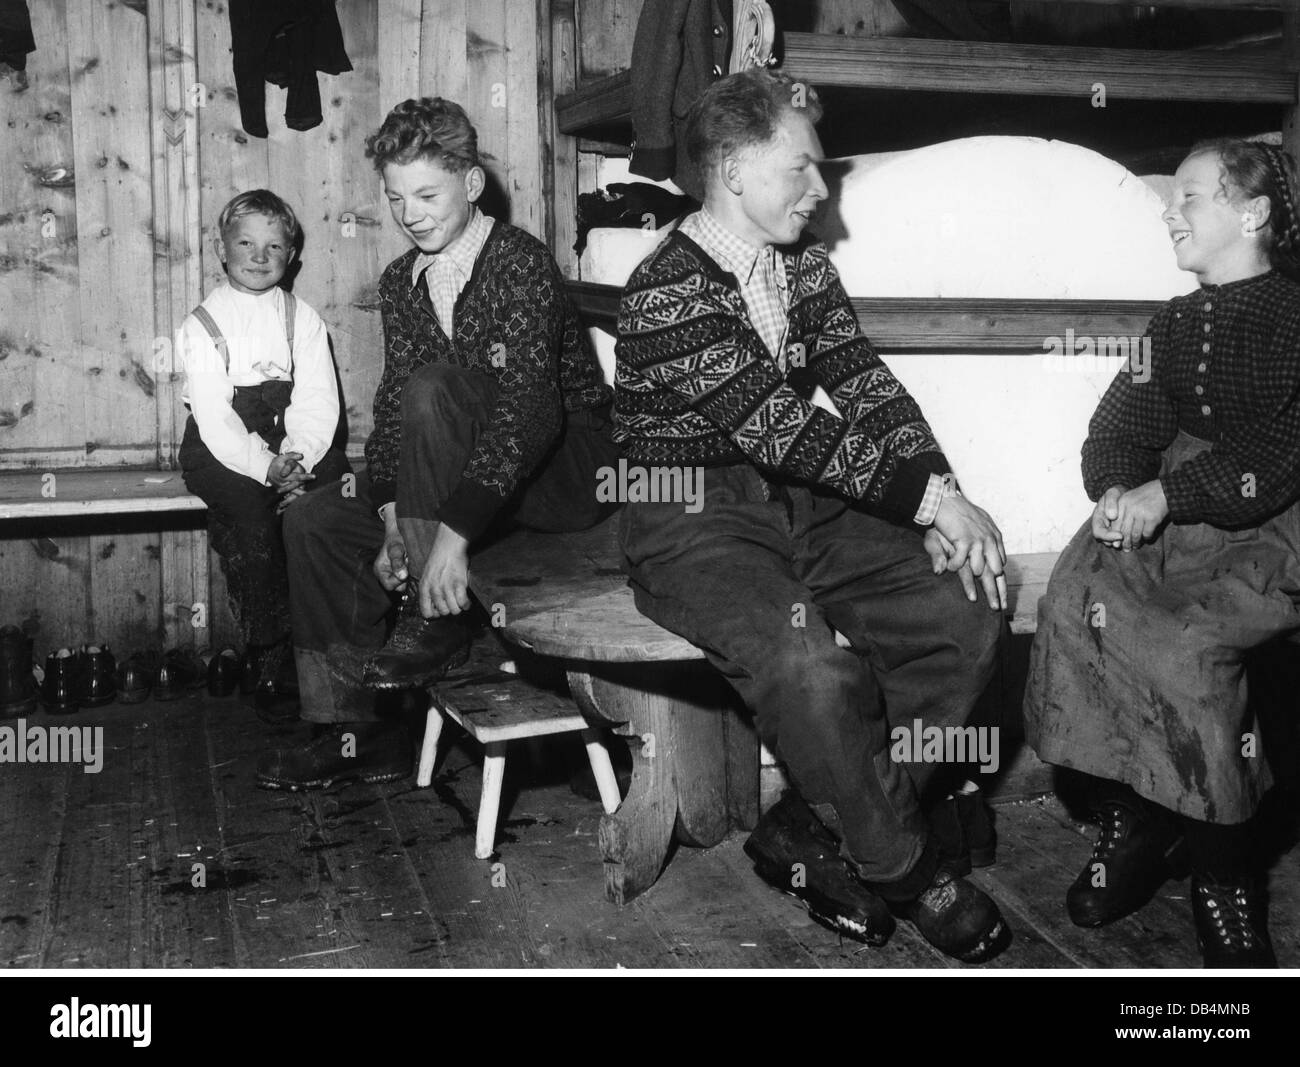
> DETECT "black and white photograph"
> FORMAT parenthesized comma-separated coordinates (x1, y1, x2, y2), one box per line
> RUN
(1, 0, 1298, 1042)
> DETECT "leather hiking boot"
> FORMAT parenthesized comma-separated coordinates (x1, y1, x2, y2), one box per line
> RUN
(361, 591, 475, 691)
(1, 625, 38, 718)
(893, 867, 1011, 963)
(1067, 800, 1186, 928)
(251, 640, 299, 725)
(77, 644, 117, 708)
(1192, 876, 1277, 968)
(956, 788, 996, 868)
(40, 648, 80, 714)
(115, 650, 159, 704)
(207, 646, 240, 698)
(154, 648, 205, 701)
(256, 721, 412, 791)
(744, 790, 895, 945)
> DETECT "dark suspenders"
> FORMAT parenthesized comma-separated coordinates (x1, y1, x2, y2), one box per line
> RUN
(188, 290, 297, 371)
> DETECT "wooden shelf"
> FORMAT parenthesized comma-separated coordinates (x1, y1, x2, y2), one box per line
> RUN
(568, 281, 1163, 354)
(555, 31, 1295, 142)
(782, 32, 1294, 102)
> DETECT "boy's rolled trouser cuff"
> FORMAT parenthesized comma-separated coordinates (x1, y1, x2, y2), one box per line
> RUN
(295, 648, 382, 724)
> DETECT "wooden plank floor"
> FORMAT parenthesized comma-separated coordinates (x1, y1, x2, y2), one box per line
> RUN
(3, 643, 1297, 969)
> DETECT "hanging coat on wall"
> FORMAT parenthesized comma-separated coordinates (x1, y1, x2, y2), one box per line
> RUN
(228, 0, 352, 138)
(0, 0, 35, 73)
(628, 0, 733, 201)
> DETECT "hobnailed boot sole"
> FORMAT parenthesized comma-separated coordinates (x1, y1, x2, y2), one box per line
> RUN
(256, 767, 409, 792)
(743, 836, 895, 946)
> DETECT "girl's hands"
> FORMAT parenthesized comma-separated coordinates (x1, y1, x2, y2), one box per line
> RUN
(1113, 479, 1169, 550)
(1093, 481, 1168, 551)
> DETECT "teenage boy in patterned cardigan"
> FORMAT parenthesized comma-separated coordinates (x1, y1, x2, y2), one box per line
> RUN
(616, 69, 1011, 962)
(257, 97, 615, 790)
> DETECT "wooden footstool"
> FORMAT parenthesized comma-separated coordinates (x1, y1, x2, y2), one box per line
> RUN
(417, 675, 622, 859)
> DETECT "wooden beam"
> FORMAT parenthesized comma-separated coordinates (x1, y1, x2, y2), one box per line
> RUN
(1043, 1, 1296, 9)
(555, 69, 631, 135)
(555, 32, 1294, 140)
(781, 33, 1295, 103)
(566, 281, 1164, 353)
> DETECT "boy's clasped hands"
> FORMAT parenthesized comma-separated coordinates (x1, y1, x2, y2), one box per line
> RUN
(1091, 480, 1169, 551)
(268, 451, 313, 514)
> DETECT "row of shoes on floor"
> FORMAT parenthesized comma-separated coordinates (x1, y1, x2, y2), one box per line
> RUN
(0, 625, 299, 722)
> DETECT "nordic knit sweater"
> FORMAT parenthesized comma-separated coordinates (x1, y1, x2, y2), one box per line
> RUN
(365, 221, 611, 541)
(615, 229, 951, 521)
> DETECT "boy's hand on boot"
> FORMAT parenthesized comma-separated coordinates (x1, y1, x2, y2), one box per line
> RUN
(374, 525, 410, 591)
(419, 525, 471, 618)
(932, 494, 1007, 610)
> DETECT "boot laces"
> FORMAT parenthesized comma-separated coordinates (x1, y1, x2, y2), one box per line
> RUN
(1090, 803, 1129, 863)
(1199, 882, 1259, 949)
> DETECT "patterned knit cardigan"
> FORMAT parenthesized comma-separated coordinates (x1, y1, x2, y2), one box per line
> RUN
(364, 222, 611, 540)
(614, 229, 951, 522)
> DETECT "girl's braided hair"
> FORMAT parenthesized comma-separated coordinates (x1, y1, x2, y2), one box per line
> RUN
(1189, 137, 1300, 282)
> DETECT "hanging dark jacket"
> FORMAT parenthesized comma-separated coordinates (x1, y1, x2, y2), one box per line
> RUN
(228, 0, 352, 138)
(0, 0, 35, 72)
(628, 0, 732, 201)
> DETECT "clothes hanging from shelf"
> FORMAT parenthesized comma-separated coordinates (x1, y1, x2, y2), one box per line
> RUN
(628, 0, 734, 201)
(227, 0, 353, 138)
(0, 0, 35, 74)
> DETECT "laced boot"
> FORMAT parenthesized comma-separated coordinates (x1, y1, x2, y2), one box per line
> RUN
(1191, 876, 1276, 968)
(1066, 799, 1186, 927)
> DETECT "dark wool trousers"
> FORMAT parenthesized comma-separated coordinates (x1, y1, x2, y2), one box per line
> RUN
(284, 364, 619, 724)
(180, 383, 350, 647)
(619, 463, 1002, 893)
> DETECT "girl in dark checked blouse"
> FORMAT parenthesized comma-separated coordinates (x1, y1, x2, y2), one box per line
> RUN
(1024, 139, 1300, 967)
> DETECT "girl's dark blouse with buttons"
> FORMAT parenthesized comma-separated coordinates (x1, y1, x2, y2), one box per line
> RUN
(1082, 270, 1300, 528)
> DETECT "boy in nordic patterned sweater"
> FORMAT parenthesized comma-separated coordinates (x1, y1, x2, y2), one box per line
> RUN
(257, 98, 615, 791)
(179, 190, 349, 716)
(616, 69, 1010, 961)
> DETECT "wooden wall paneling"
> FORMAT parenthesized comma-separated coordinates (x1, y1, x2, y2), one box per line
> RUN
(195, 0, 271, 296)
(379, 0, 423, 113)
(376, 0, 424, 266)
(0, 529, 92, 657)
(545, 0, 581, 276)
(506, 0, 544, 238)
(421, 0, 468, 100)
(576, 0, 643, 81)
(465, 1, 511, 222)
(0, 0, 85, 469)
(66, 0, 158, 468)
(65, 1, 165, 647)
(147, 0, 201, 468)
(264, 0, 382, 454)
(1283, 11, 1300, 166)
(148, 0, 209, 651)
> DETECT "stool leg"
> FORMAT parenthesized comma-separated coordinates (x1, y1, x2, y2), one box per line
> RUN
(581, 726, 621, 814)
(417, 698, 446, 788)
(476, 741, 507, 860)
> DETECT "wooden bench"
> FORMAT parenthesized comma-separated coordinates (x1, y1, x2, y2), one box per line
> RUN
(0, 468, 205, 521)
(470, 513, 1056, 904)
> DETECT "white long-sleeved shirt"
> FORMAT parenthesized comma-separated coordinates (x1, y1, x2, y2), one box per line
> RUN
(179, 283, 339, 485)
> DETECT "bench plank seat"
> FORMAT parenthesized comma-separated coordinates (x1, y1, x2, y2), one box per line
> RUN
(471, 515, 1058, 654)
(0, 469, 204, 520)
